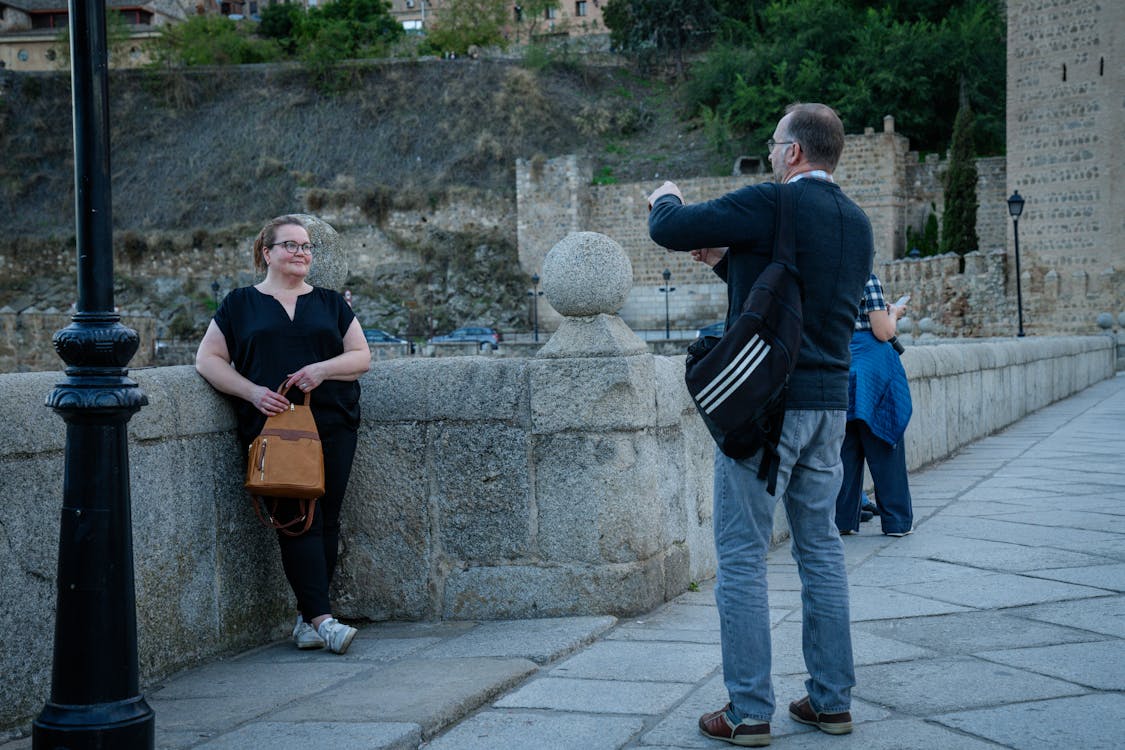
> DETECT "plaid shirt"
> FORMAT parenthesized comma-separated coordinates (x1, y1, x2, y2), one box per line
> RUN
(854, 273, 887, 331)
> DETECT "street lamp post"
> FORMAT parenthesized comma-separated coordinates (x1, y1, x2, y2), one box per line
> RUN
(659, 268, 676, 339)
(1007, 191, 1026, 338)
(211, 280, 220, 309)
(32, 0, 153, 747)
(527, 273, 543, 342)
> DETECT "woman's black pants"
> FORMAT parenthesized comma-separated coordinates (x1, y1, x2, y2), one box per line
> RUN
(273, 429, 357, 621)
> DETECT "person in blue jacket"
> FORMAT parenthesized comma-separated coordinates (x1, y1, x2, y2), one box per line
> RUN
(835, 273, 914, 536)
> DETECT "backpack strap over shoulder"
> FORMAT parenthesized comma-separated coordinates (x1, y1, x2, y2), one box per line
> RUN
(773, 182, 798, 267)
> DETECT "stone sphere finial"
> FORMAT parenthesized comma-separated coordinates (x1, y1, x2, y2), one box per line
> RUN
(541, 232, 633, 317)
(1096, 313, 1114, 330)
(294, 214, 347, 291)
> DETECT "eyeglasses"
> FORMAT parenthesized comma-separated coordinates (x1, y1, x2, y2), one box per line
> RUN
(270, 241, 316, 255)
(766, 138, 796, 151)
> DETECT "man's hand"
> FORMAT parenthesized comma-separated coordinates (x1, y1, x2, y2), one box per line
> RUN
(647, 181, 683, 209)
(691, 247, 728, 267)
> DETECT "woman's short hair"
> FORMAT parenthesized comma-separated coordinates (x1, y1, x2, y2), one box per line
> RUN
(784, 103, 846, 171)
(252, 215, 306, 271)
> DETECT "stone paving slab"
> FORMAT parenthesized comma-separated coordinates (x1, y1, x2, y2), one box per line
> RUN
(923, 515, 1124, 552)
(1024, 562, 1125, 592)
(424, 711, 646, 750)
(616, 603, 720, 632)
(494, 676, 694, 714)
(752, 718, 1002, 749)
(852, 656, 1088, 714)
(549, 641, 721, 683)
(891, 533, 1115, 573)
(417, 616, 616, 664)
(1009, 595, 1125, 638)
(853, 610, 1104, 654)
(892, 571, 1109, 609)
(934, 693, 1125, 750)
(976, 639, 1125, 690)
(770, 621, 934, 674)
(193, 721, 419, 750)
(848, 555, 981, 586)
(606, 626, 722, 644)
(846, 586, 972, 621)
(276, 657, 537, 736)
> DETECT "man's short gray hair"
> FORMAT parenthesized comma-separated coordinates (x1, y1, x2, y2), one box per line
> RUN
(784, 103, 845, 171)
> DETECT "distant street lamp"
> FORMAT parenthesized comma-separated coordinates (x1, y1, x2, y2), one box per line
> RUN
(527, 273, 543, 342)
(211, 280, 220, 308)
(1007, 191, 1026, 337)
(659, 268, 676, 339)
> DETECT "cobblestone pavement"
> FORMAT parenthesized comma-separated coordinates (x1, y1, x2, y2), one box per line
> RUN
(10, 374, 1123, 749)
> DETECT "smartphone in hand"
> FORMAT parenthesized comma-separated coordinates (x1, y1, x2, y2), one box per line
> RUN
(894, 294, 911, 307)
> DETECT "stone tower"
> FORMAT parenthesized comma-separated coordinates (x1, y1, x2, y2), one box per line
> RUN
(1007, 0, 1124, 332)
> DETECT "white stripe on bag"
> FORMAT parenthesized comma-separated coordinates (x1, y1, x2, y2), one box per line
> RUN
(697, 335, 770, 409)
(703, 344, 771, 413)
(696, 335, 765, 404)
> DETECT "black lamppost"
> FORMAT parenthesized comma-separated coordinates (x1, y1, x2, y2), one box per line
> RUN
(659, 268, 676, 339)
(211, 280, 220, 308)
(33, 0, 153, 747)
(1007, 191, 1026, 337)
(527, 273, 543, 342)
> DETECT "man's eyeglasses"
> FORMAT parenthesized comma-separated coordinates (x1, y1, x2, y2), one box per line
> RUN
(766, 138, 796, 151)
(271, 241, 316, 255)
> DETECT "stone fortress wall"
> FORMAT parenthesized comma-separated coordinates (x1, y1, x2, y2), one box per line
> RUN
(1005, 0, 1124, 334)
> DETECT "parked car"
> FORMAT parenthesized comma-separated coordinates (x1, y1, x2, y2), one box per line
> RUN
(363, 328, 408, 345)
(428, 326, 501, 350)
(694, 321, 726, 339)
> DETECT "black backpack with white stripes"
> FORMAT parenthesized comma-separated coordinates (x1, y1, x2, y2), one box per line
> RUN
(684, 182, 803, 494)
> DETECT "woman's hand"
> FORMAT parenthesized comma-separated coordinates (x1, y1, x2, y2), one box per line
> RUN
(690, 247, 728, 267)
(284, 363, 325, 396)
(251, 384, 290, 416)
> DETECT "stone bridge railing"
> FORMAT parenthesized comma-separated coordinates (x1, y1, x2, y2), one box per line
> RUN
(0, 231, 1115, 731)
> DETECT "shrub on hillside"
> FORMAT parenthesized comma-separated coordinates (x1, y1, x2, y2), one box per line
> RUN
(148, 15, 281, 67)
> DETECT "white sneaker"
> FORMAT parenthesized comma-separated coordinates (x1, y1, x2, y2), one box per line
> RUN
(317, 617, 357, 655)
(885, 527, 914, 537)
(293, 614, 325, 650)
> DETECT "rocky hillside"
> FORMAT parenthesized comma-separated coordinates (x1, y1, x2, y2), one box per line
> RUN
(0, 58, 714, 344)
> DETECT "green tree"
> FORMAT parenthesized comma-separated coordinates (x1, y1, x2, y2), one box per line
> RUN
(298, 0, 403, 60)
(603, 0, 720, 77)
(426, 0, 511, 55)
(940, 97, 979, 258)
(258, 2, 305, 54)
(684, 0, 1005, 158)
(148, 15, 281, 66)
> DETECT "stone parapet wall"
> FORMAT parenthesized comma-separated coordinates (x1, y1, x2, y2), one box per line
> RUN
(0, 335, 1114, 731)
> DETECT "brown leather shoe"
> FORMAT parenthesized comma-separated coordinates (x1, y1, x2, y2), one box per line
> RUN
(788, 695, 853, 735)
(699, 703, 771, 746)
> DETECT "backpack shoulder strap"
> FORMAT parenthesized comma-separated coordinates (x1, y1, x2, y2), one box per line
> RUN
(773, 182, 798, 267)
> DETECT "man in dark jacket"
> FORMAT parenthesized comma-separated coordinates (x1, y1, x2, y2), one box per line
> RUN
(648, 103, 873, 746)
